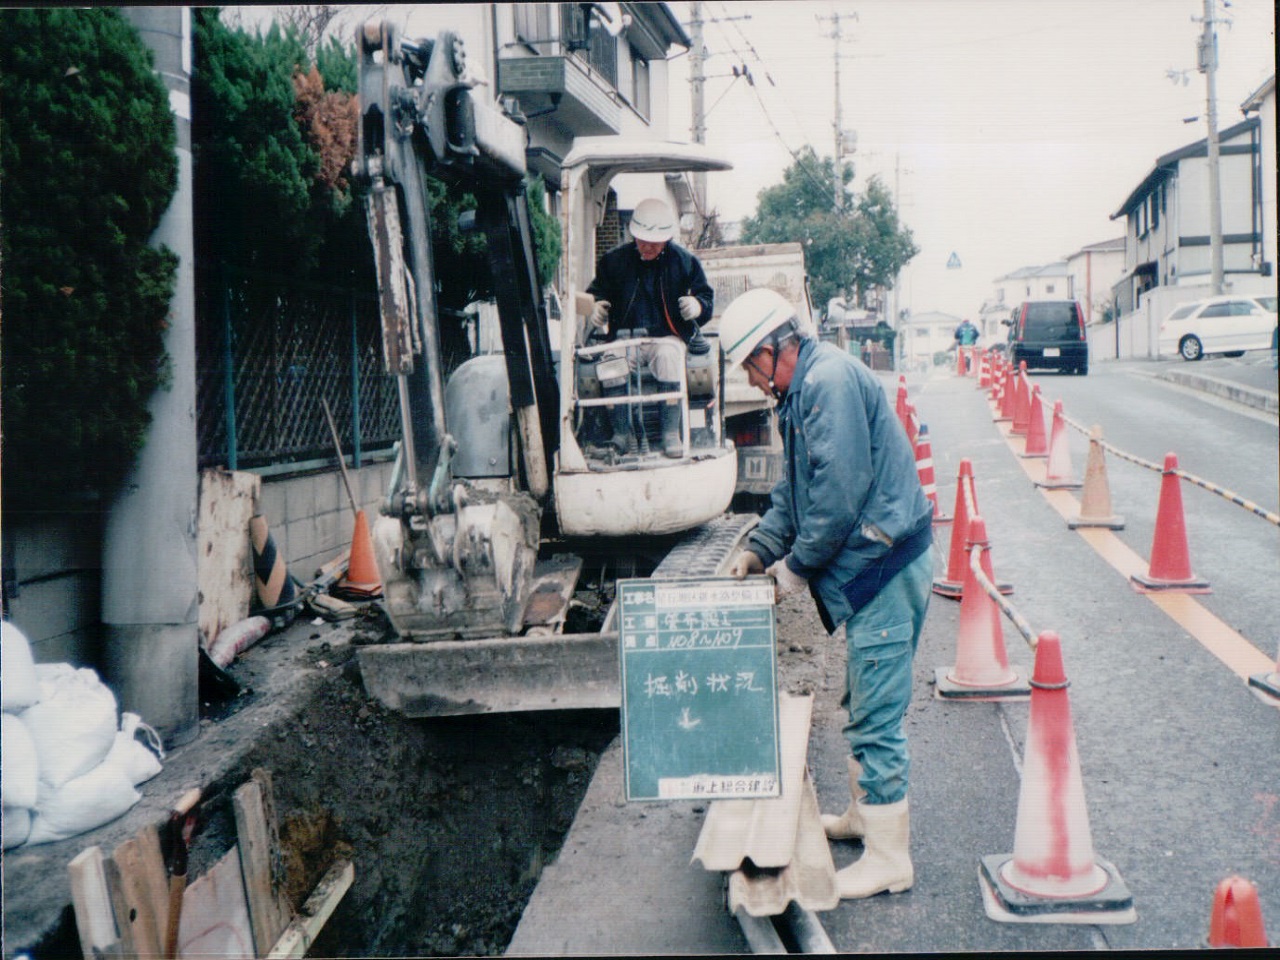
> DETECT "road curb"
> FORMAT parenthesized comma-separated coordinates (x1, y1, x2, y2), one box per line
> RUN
(1153, 369, 1279, 416)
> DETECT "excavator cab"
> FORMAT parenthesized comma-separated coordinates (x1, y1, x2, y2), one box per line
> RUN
(553, 138, 738, 537)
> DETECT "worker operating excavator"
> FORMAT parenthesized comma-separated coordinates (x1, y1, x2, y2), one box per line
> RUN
(585, 197, 713, 458)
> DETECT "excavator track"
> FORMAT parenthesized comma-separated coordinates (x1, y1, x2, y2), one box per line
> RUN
(651, 512, 760, 580)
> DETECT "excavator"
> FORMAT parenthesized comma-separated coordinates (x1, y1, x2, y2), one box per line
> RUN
(350, 21, 752, 712)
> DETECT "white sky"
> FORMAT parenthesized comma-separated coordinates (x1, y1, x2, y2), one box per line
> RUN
(237, 2, 1275, 318)
(665, 0, 1276, 317)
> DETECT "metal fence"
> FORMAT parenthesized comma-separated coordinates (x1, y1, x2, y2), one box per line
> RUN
(196, 266, 400, 471)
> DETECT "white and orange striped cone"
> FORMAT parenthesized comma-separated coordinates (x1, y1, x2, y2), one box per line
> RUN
(1036, 400, 1082, 490)
(995, 363, 1017, 423)
(914, 423, 951, 524)
(904, 402, 920, 447)
(1020, 385, 1049, 458)
(978, 350, 992, 389)
(1010, 363, 1031, 436)
(988, 356, 1004, 405)
(978, 632, 1136, 924)
(1068, 425, 1124, 529)
(935, 517, 1029, 700)
(1248, 641, 1280, 703)
(1130, 453, 1210, 594)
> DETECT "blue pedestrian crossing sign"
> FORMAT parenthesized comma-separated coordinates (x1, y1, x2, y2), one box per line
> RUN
(946, 251, 962, 269)
(618, 576, 780, 802)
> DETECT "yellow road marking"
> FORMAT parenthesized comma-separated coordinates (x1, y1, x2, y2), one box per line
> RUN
(991, 407, 1274, 679)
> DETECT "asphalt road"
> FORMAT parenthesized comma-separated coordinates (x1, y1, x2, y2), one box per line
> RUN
(809, 353, 1278, 952)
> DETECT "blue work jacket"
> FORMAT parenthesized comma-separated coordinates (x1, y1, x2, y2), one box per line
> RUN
(747, 339, 933, 630)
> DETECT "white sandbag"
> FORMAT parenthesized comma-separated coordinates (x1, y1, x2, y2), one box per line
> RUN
(102, 712, 164, 787)
(207, 615, 272, 668)
(1, 713, 40, 809)
(2, 620, 40, 712)
(24, 760, 141, 846)
(4, 805, 32, 849)
(20, 663, 118, 789)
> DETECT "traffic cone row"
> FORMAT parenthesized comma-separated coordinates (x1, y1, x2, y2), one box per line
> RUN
(935, 516, 1029, 700)
(979, 632, 1137, 924)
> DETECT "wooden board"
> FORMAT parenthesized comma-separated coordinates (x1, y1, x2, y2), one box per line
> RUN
(234, 769, 294, 955)
(69, 846, 120, 959)
(197, 468, 261, 649)
(176, 846, 255, 959)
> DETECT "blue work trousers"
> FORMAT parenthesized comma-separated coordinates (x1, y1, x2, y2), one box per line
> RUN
(839, 547, 933, 805)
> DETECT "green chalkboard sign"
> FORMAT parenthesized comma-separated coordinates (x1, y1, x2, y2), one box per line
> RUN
(618, 576, 780, 802)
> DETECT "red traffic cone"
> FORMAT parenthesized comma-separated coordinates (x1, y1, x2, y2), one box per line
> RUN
(935, 517, 1028, 700)
(1130, 453, 1210, 594)
(1010, 364, 1031, 436)
(1208, 876, 1269, 947)
(934, 462, 1011, 599)
(895, 375, 909, 424)
(915, 423, 951, 524)
(1020, 385, 1049, 458)
(1037, 400, 1082, 490)
(337, 508, 383, 598)
(1068, 425, 1124, 529)
(1247, 641, 1280, 703)
(979, 632, 1136, 924)
(955, 346, 968, 377)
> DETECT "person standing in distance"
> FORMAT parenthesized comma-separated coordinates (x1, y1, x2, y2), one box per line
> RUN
(720, 288, 934, 900)
(585, 197, 712, 457)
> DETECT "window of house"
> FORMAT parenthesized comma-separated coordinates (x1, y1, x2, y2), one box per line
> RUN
(1150, 192, 1159, 230)
(1045, 284, 1055, 294)
(561, 3, 617, 85)
(632, 52, 650, 118)
(514, 4, 552, 50)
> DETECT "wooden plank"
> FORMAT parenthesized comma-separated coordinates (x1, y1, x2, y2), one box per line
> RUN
(265, 859, 355, 959)
(101, 853, 138, 959)
(197, 468, 261, 650)
(177, 846, 255, 959)
(110, 836, 165, 958)
(234, 770, 293, 955)
(68, 846, 120, 959)
(133, 825, 172, 941)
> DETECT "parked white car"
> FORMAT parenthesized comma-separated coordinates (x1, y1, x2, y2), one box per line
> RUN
(1158, 294, 1278, 361)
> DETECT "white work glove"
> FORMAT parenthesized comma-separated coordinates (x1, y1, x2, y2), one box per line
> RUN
(678, 296, 701, 322)
(767, 558, 809, 602)
(728, 550, 764, 579)
(590, 300, 611, 330)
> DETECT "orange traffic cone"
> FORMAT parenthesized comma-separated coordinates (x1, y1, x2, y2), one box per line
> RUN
(1068, 425, 1125, 529)
(250, 514, 297, 611)
(1020, 385, 1049, 458)
(1130, 453, 1210, 594)
(988, 356, 1004, 404)
(979, 632, 1136, 924)
(1248, 642, 1280, 702)
(935, 517, 1029, 700)
(1036, 400, 1082, 490)
(895, 375, 909, 426)
(996, 363, 1017, 423)
(955, 346, 967, 377)
(915, 423, 951, 524)
(978, 350, 992, 389)
(933, 461, 1011, 599)
(905, 402, 919, 447)
(1207, 876, 1270, 947)
(1010, 364, 1031, 436)
(337, 508, 383, 598)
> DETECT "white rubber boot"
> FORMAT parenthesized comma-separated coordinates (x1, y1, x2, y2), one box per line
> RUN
(834, 798, 913, 899)
(820, 756, 866, 840)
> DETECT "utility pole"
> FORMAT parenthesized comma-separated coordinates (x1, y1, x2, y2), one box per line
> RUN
(690, 1, 707, 229)
(1199, 0, 1225, 294)
(817, 11, 856, 212)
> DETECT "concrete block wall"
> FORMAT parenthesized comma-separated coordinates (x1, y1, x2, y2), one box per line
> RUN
(257, 460, 396, 585)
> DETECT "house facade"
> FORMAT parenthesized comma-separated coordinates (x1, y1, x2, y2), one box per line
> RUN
(1102, 114, 1270, 358)
(1241, 74, 1275, 283)
(1065, 237, 1125, 324)
(899, 310, 964, 369)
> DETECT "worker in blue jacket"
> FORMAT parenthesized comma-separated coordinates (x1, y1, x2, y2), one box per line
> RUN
(720, 288, 934, 900)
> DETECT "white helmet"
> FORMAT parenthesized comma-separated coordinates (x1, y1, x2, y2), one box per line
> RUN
(719, 288, 798, 367)
(628, 198, 676, 243)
